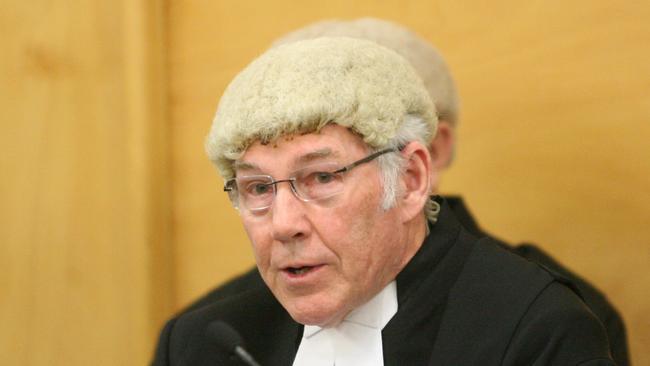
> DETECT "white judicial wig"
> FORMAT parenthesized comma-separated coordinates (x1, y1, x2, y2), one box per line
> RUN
(205, 37, 437, 180)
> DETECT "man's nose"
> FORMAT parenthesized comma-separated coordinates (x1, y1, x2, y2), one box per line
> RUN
(271, 182, 309, 243)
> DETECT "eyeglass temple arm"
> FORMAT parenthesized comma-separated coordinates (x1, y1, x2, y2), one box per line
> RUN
(334, 146, 403, 174)
(224, 180, 235, 192)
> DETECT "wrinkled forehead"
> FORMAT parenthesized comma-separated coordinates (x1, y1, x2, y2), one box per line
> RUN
(234, 124, 371, 175)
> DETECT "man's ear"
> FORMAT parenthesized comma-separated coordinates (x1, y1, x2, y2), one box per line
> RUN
(429, 121, 455, 192)
(399, 141, 432, 223)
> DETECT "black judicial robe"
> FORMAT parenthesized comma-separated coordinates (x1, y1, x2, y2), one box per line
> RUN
(446, 197, 629, 366)
(170, 197, 628, 365)
(152, 199, 615, 365)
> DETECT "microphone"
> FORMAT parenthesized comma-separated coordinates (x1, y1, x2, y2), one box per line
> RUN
(206, 321, 262, 366)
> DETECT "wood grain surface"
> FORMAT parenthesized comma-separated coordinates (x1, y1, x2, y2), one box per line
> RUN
(2, 1, 648, 365)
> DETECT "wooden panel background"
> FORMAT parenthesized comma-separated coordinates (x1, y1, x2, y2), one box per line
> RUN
(2, 0, 648, 365)
(168, 1, 649, 365)
(0, 0, 170, 365)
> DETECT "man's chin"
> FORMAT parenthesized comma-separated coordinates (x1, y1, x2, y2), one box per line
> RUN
(283, 297, 347, 327)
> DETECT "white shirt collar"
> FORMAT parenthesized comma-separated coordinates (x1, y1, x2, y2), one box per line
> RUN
(293, 281, 398, 366)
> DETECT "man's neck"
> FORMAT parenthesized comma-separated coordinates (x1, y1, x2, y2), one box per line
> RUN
(398, 215, 429, 271)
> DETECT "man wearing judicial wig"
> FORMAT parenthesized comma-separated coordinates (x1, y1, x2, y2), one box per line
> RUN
(153, 37, 615, 365)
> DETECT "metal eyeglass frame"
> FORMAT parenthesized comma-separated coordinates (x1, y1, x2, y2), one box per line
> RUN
(223, 147, 398, 211)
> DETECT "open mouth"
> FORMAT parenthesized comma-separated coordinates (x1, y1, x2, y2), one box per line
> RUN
(286, 266, 313, 275)
(284, 264, 323, 277)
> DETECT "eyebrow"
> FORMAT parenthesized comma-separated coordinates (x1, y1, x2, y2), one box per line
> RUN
(296, 148, 340, 165)
(232, 160, 259, 172)
(233, 148, 341, 174)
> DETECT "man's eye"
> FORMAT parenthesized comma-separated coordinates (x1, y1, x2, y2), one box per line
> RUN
(314, 172, 335, 184)
(247, 183, 271, 195)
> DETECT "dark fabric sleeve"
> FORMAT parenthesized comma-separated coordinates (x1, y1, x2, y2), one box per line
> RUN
(151, 318, 176, 366)
(600, 310, 629, 366)
(181, 268, 263, 314)
(502, 282, 616, 366)
(577, 359, 621, 366)
(514, 244, 629, 366)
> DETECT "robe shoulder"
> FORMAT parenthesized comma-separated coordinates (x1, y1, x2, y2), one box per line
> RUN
(430, 237, 615, 365)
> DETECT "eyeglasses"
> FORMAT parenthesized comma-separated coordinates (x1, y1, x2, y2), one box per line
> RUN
(224, 148, 396, 212)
